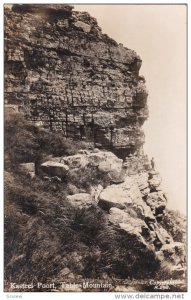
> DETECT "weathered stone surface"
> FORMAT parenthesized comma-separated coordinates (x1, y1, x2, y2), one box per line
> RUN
(136, 172, 149, 191)
(108, 207, 167, 250)
(61, 150, 122, 169)
(74, 20, 91, 32)
(61, 154, 89, 169)
(89, 151, 123, 170)
(4, 5, 148, 157)
(134, 172, 151, 196)
(66, 193, 93, 208)
(109, 207, 148, 245)
(99, 176, 155, 221)
(89, 184, 104, 202)
(96, 153, 124, 183)
(109, 207, 144, 227)
(140, 187, 150, 197)
(19, 162, 35, 178)
(145, 192, 167, 216)
(123, 155, 150, 174)
(59, 149, 124, 184)
(99, 184, 132, 210)
(19, 162, 35, 173)
(4, 4, 186, 284)
(152, 224, 173, 249)
(148, 172, 162, 190)
(40, 161, 69, 177)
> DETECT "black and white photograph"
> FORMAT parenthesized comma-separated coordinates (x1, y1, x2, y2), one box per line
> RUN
(3, 2, 187, 295)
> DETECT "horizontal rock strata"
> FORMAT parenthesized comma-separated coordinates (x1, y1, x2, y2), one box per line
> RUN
(5, 4, 148, 157)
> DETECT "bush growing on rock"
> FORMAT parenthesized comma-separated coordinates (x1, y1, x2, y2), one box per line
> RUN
(67, 166, 111, 191)
(160, 209, 186, 243)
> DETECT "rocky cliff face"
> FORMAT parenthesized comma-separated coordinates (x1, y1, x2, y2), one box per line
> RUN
(37, 149, 185, 280)
(4, 4, 186, 289)
(5, 4, 148, 157)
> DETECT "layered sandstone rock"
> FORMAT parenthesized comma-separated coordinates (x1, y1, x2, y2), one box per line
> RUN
(40, 161, 69, 177)
(4, 4, 186, 281)
(66, 193, 94, 209)
(4, 4, 148, 157)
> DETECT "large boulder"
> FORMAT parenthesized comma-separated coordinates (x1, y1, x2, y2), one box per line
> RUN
(61, 150, 122, 169)
(58, 150, 124, 183)
(108, 207, 177, 253)
(19, 162, 35, 173)
(109, 208, 154, 247)
(40, 161, 69, 177)
(99, 176, 155, 221)
(90, 151, 124, 183)
(109, 208, 148, 245)
(88, 151, 122, 169)
(19, 162, 35, 178)
(99, 184, 132, 210)
(61, 154, 89, 169)
(66, 193, 94, 208)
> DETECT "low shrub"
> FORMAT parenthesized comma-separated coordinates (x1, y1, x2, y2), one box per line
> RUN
(160, 209, 186, 243)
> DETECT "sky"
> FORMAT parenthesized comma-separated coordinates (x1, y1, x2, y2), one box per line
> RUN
(75, 4, 187, 214)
